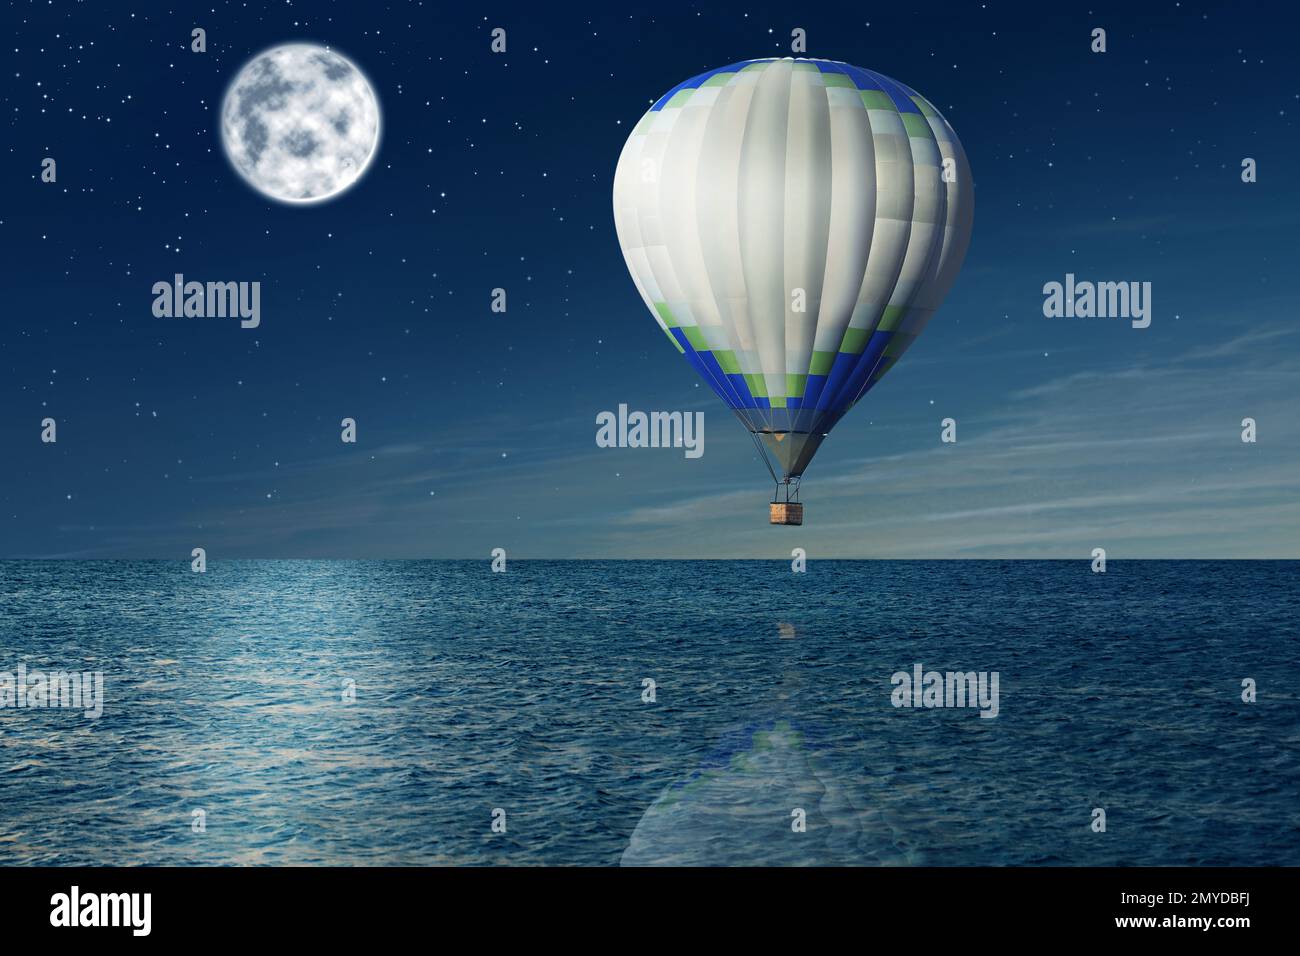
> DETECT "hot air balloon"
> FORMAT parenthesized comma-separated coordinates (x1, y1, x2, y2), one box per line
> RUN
(612, 58, 973, 525)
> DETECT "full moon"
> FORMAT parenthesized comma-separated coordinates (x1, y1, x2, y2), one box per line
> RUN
(220, 44, 380, 204)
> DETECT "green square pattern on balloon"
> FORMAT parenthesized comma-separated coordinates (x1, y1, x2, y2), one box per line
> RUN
(860, 90, 896, 111)
(901, 112, 936, 140)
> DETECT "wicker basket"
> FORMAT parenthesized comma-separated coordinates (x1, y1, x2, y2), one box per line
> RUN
(769, 502, 804, 526)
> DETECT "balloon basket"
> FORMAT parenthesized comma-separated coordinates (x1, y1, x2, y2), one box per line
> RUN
(769, 502, 804, 526)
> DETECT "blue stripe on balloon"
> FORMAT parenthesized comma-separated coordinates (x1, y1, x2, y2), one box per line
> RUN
(812, 60, 855, 83)
(671, 331, 734, 406)
(825, 331, 893, 411)
(650, 60, 754, 111)
(697, 350, 749, 410)
(801, 373, 829, 408)
(859, 67, 922, 113)
(725, 372, 758, 408)
(816, 352, 860, 413)
(651, 60, 921, 113)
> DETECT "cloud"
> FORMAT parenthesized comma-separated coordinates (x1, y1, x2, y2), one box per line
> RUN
(577, 321, 1300, 557)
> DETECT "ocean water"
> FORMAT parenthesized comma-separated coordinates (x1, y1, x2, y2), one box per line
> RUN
(0, 559, 1296, 866)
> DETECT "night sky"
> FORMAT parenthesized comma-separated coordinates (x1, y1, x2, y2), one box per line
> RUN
(3, 1, 1298, 558)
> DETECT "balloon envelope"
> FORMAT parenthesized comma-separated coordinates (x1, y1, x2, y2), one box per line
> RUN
(612, 58, 973, 480)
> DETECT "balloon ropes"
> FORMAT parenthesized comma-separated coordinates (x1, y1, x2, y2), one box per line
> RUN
(612, 58, 973, 525)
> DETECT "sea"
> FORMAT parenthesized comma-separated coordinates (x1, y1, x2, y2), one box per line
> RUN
(0, 559, 1296, 866)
